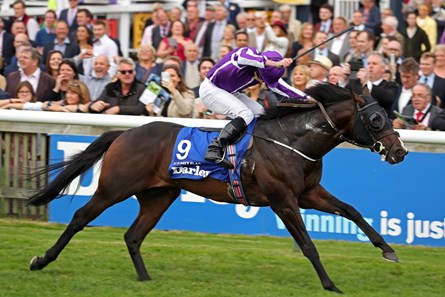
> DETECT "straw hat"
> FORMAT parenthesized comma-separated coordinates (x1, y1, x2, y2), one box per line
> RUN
(309, 55, 333, 71)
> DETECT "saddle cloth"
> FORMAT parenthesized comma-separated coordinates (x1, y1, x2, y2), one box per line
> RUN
(168, 119, 256, 182)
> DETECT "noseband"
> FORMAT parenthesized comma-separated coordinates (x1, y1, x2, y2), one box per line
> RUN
(316, 98, 400, 161)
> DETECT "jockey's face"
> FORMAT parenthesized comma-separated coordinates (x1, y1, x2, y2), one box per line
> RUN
(254, 71, 263, 83)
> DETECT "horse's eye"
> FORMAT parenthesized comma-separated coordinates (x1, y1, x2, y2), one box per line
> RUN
(369, 112, 384, 130)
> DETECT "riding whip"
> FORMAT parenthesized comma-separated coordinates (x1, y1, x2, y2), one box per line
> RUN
(292, 26, 354, 61)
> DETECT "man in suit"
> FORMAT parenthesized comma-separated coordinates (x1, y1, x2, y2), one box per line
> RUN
(203, 3, 232, 61)
(314, 4, 334, 34)
(393, 83, 445, 130)
(151, 9, 171, 51)
(11, 0, 39, 41)
(42, 20, 80, 65)
(279, 4, 302, 42)
(376, 16, 405, 53)
(346, 52, 398, 116)
(329, 17, 350, 64)
(360, 0, 381, 31)
(390, 58, 420, 119)
(311, 31, 340, 66)
(182, 42, 200, 89)
(59, 0, 79, 34)
(418, 52, 445, 108)
(6, 47, 55, 102)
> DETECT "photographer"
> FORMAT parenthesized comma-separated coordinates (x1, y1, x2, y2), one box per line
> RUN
(344, 30, 375, 79)
(156, 20, 191, 63)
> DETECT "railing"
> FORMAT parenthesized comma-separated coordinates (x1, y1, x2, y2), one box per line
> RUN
(1, 110, 445, 219)
(333, 0, 360, 22)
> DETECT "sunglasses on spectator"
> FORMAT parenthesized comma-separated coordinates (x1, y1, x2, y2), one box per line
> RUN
(118, 70, 134, 75)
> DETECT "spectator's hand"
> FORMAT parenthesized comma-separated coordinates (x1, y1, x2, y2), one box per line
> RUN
(414, 123, 428, 130)
(9, 98, 25, 103)
(392, 119, 405, 129)
(145, 103, 155, 115)
(89, 100, 110, 112)
(357, 68, 367, 85)
(104, 106, 120, 115)
(342, 63, 351, 76)
(161, 79, 176, 94)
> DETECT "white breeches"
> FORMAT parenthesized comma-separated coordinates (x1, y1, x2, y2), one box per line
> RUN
(199, 78, 264, 124)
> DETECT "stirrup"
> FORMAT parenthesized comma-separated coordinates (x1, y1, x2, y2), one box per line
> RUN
(214, 150, 234, 169)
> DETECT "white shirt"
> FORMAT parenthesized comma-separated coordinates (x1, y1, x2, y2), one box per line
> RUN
(93, 34, 118, 76)
(366, 78, 383, 92)
(330, 34, 346, 56)
(398, 87, 413, 112)
(184, 61, 200, 89)
(140, 24, 155, 46)
(25, 17, 40, 42)
(20, 67, 41, 92)
(419, 73, 435, 89)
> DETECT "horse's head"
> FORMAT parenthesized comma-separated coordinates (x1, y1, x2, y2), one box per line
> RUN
(350, 87, 408, 164)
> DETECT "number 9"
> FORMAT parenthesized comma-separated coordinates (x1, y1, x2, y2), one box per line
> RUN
(176, 140, 191, 160)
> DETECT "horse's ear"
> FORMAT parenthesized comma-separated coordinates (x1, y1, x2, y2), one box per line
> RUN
(350, 89, 364, 104)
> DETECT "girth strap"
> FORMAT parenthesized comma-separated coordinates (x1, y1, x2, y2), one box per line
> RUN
(226, 144, 249, 206)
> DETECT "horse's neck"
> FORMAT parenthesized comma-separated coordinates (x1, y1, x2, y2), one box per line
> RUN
(269, 101, 353, 159)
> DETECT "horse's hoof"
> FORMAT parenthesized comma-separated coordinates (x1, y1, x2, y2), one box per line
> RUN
(382, 252, 399, 263)
(30, 256, 42, 270)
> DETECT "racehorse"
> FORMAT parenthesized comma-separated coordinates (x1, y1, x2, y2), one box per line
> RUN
(27, 83, 408, 293)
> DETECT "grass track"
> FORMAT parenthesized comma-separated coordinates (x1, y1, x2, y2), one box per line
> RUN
(0, 219, 444, 297)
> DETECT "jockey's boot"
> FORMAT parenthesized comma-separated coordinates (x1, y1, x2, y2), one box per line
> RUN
(205, 117, 247, 169)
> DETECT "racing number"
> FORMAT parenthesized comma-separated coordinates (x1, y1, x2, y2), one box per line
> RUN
(176, 140, 192, 160)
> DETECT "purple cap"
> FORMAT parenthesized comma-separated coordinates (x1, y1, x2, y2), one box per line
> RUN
(258, 51, 285, 89)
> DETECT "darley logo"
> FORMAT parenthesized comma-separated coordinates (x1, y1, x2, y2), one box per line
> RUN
(171, 165, 211, 178)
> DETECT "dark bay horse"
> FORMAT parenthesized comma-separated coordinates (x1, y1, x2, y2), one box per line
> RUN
(27, 83, 408, 293)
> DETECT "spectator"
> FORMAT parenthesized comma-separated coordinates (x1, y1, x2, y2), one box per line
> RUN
(346, 52, 398, 116)
(146, 64, 195, 117)
(0, 81, 37, 109)
(307, 55, 333, 87)
(245, 11, 256, 34)
(386, 39, 404, 84)
(218, 45, 232, 61)
(73, 25, 94, 76)
(311, 31, 340, 66)
(89, 57, 147, 115)
(346, 30, 375, 79)
(328, 65, 347, 87)
(290, 22, 314, 67)
(0, 5, 11, 34)
(45, 50, 63, 80)
(220, 0, 240, 26)
(151, 9, 171, 51)
(401, 11, 431, 62)
(12, 0, 39, 41)
(329, 17, 350, 63)
(431, 0, 445, 44)
(314, 4, 334, 34)
(45, 59, 79, 102)
(235, 30, 249, 48)
(157, 20, 191, 63)
(34, 10, 57, 50)
(377, 16, 405, 52)
(393, 83, 444, 130)
(235, 12, 248, 32)
(360, 0, 381, 31)
(430, 113, 445, 131)
(59, 0, 79, 33)
(42, 20, 80, 65)
(279, 4, 302, 42)
(291, 65, 311, 92)
(6, 47, 55, 102)
(184, 2, 202, 42)
(351, 10, 366, 31)
(221, 24, 236, 49)
(391, 58, 420, 118)
(434, 44, 445, 78)
(248, 11, 268, 52)
(170, 6, 183, 23)
(44, 80, 91, 112)
(140, 5, 161, 46)
(4, 38, 30, 77)
(193, 57, 215, 97)
(10, 20, 26, 36)
(418, 52, 445, 108)
(264, 20, 290, 58)
(417, 4, 437, 51)
(76, 8, 93, 31)
(195, 5, 215, 55)
(203, 4, 232, 61)
(93, 20, 118, 77)
(183, 42, 200, 89)
(135, 44, 157, 84)
(0, 18, 14, 70)
(80, 55, 111, 101)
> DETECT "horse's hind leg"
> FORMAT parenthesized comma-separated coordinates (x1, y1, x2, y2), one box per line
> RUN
(125, 187, 180, 281)
(302, 185, 398, 262)
(30, 191, 125, 271)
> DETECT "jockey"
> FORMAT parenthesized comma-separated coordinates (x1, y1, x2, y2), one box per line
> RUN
(199, 46, 312, 169)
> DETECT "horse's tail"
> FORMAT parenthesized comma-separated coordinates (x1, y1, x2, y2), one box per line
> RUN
(27, 130, 125, 206)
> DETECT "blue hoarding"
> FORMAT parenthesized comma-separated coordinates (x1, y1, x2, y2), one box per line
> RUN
(49, 134, 445, 247)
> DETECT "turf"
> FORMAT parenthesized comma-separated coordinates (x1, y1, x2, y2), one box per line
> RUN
(0, 219, 444, 297)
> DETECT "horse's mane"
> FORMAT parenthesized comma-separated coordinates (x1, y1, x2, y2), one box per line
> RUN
(260, 83, 352, 120)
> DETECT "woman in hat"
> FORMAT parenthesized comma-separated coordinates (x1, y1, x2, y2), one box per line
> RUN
(200, 46, 314, 169)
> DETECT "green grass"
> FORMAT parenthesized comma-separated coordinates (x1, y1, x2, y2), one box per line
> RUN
(0, 219, 444, 297)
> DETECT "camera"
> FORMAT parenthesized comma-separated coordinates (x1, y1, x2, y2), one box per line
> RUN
(349, 60, 364, 72)
(161, 71, 170, 83)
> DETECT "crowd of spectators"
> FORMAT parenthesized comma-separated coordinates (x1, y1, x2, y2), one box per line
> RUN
(0, 0, 445, 130)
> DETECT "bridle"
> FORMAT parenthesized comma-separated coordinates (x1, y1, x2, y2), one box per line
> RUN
(316, 95, 400, 161)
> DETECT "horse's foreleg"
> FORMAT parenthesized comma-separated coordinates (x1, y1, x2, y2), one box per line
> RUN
(30, 191, 121, 271)
(271, 203, 343, 294)
(302, 185, 398, 263)
(125, 188, 180, 281)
